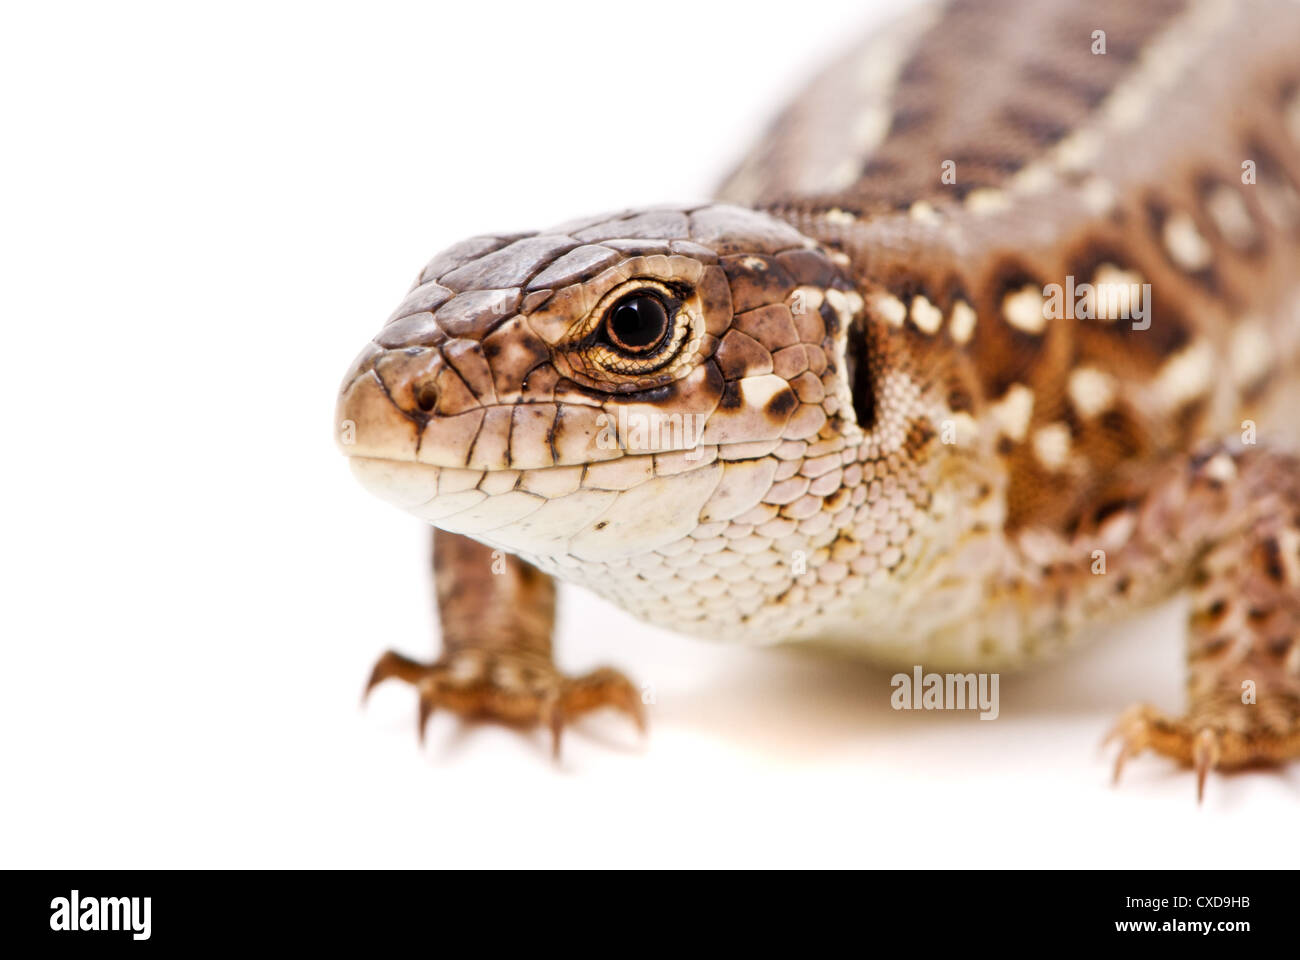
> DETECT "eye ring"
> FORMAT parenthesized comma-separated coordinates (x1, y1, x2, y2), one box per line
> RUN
(569, 276, 697, 384)
(600, 290, 672, 356)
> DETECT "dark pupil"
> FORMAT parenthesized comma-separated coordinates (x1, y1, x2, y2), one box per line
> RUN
(608, 294, 668, 351)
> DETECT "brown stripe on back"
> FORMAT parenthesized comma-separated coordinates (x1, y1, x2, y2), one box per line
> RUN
(796, 0, 1191, 212)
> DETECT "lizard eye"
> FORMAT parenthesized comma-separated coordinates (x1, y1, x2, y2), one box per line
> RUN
(573, 277, 695, 383)
(601, 290, 671, 355)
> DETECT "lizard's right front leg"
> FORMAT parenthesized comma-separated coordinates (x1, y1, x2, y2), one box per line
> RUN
(365, 529, 644, 758)
(1080, 446, 1300, 800)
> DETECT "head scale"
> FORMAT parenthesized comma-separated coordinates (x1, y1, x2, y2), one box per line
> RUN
(336, 203, 867, 575)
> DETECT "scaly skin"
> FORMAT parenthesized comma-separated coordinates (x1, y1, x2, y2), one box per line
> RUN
(338, 0, 1300, 792)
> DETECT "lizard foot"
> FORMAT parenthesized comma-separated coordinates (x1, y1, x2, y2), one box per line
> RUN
(1104, 702, 1300, 803)
(364, 649, 646, 759)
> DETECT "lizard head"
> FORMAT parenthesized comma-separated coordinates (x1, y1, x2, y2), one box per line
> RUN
(335, 203, 866, 567)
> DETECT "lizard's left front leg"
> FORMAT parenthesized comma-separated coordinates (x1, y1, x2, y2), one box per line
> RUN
(365, 529, 644, 758)
(1100, 446, 1300, 799)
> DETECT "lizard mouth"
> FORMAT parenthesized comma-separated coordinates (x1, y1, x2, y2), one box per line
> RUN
(345, 442, 727, 563)
(346, 456, 582, 527)
(347, 456, 444, 510)
(346, 456, 566, 536)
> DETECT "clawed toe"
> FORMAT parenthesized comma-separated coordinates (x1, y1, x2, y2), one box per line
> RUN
(364, 650, 428, 696)
(1104, 702, 1297, 803)
(1104, 704, 1221, 802)
(544, 667, 646, 759)
(364, 648, 646, 759)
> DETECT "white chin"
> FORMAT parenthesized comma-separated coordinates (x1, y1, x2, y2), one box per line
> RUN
(347, 454, 725, 563)
(348, 456, 443, 509)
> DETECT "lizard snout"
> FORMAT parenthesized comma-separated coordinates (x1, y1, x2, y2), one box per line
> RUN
(373, 347, 444, 419)
(335, 344, 445, 461)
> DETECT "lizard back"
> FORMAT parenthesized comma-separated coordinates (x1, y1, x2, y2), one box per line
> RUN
(722, 0, 1300, 534)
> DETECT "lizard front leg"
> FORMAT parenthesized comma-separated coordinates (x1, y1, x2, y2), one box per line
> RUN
(365, 529, 644, 757)
(1097, 446, 1300, 800)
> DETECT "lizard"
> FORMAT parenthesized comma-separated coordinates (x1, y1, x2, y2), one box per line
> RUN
(335, 0, 1300, 799)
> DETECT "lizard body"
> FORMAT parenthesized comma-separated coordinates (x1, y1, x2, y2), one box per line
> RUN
(338, 0, 1300, 785)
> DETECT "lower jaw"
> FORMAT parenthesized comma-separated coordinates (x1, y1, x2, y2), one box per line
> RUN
(346, 455, 596, 543)
(346, 448, 725, 563)
(347, 456, 446, 509)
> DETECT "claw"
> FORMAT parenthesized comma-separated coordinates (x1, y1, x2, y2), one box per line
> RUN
(1112, 741, 1133, 786)
(549, 709, 565, 761)
(1104, 706, 1145, 785)
(418, 697, 439, 744)
(614, 682, 648, 736)
(1102, 705, 1140, 747)
(1106, 704, 1242, 803)
(364, 650, 426, 702)
(417, 680, 438, 744)
(1192, 728, 1220, 805)
(541, 686, 568, 761)
(563, 667, 647, 739)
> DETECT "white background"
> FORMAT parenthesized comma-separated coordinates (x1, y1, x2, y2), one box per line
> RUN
(3, 0, 1297, 869)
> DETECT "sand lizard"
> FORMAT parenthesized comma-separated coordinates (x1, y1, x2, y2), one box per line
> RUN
(336, 0, 1300, 797)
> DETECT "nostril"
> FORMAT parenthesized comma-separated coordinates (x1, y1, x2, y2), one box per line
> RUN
(414, 380, 439, 413)
(374, 347, 444, 416)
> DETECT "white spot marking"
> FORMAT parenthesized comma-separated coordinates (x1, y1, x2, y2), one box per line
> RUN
(1055, 130, 1101, 170)
(1032, 422, 1072, 471)
(1010, 163, 1056, 195)
(1229, 320, 1273, 388)
(991, 384, 1035, 442)
(1068, 367, 1118, 418)
(1202, 452, 1237, 484)
(948, 300, 977, 344)
(1081, 177, 1117, 215)
(1002, 285, 1048, 335)
(908, 201, 940, 224)
(965, 188, 1011, 215)
(1091, 264, 1145, 322)
(909, 296, 943, 335)
(1152, 340, 1214, 410)
(1205, 186, 1257, 249)
(1162, 211, 1213, 272)
(871, 292, 907, 327)
(824, 288, 859, 329)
